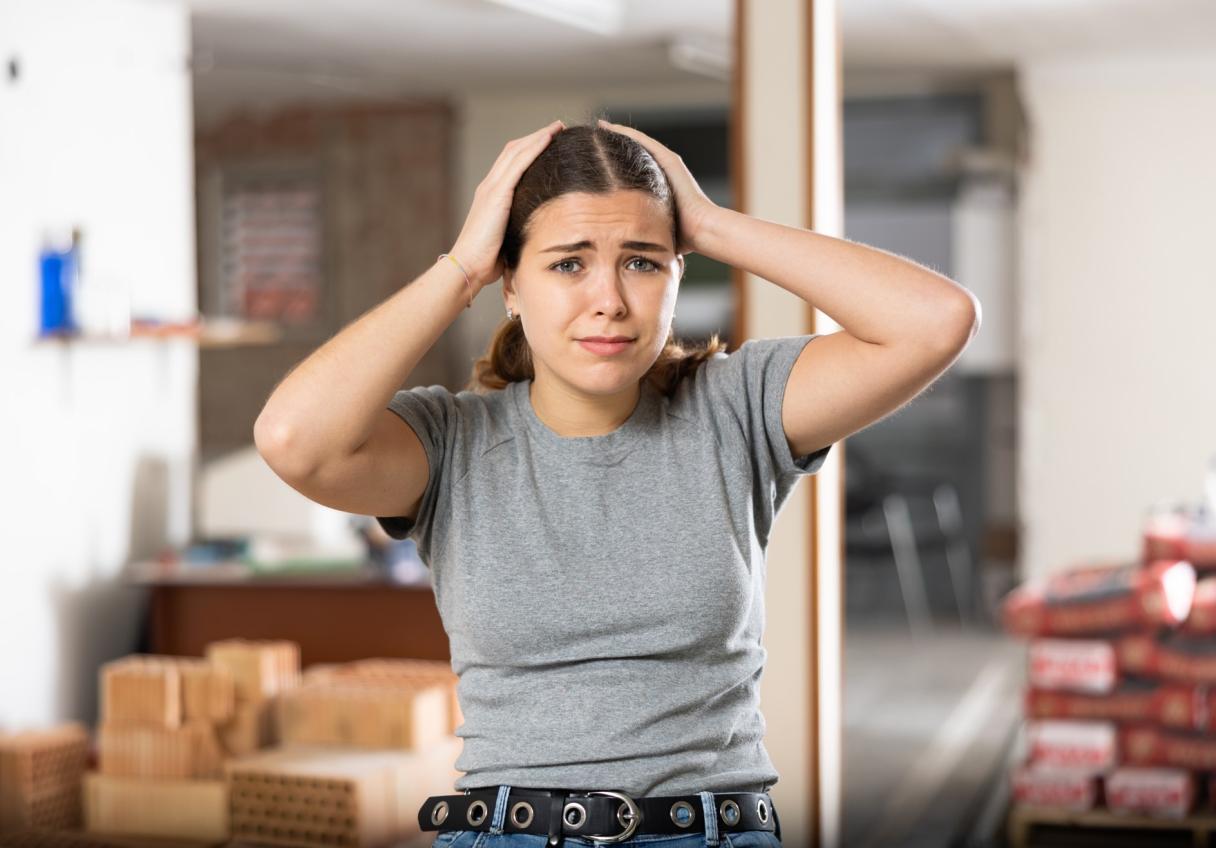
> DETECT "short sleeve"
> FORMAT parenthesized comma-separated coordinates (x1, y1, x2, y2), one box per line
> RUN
(686, 334, 833, 548)
(373, 385, 456, 558)
(704, 333, 833, 482)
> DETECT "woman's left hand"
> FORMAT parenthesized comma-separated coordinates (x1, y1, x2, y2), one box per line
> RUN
(597, 118, 720, 256)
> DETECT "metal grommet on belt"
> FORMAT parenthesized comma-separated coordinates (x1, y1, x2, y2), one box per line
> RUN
(563, 801, 587, 830)
(510, 800, 535, 829)
(756, 797, 770, 824)
(719, 799, 741, 826)
(430, 801, 449, 826)
(467, 798, 488, 826)
(670, 800, 696, 828)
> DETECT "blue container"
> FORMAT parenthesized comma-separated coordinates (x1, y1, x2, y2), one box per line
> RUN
(39, 243, 77, 336)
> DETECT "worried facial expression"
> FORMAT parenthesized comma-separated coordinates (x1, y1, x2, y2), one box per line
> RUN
(504, 189, 684, 397)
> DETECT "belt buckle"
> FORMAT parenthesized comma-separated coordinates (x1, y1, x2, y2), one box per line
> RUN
(583, 790, 640, 843)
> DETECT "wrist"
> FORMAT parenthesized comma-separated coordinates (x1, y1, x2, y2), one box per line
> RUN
(436, 252, 475, 309)
(691, 204, 734, 259)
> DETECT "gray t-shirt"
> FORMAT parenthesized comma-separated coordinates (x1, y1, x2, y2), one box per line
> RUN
(375, 333, 831, 797)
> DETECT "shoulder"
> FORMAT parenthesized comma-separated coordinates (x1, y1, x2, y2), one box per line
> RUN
(388, 382, 518, 452)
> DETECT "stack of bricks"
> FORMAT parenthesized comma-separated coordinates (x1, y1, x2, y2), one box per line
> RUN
(85, 639, 299, 843)
(207, 638, 300, 757)
(1002, 509, 1216, 819)
(0, 724, 89, 834)
(227, 657, 462, 847)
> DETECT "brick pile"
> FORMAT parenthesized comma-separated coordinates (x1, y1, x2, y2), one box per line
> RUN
(228, 657, 462, 847)
(85, 640, 298, 842)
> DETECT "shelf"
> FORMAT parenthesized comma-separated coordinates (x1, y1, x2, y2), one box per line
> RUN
(31, 319, 283, 348)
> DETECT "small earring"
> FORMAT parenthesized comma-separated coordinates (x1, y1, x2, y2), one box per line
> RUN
(506, 307, 514, 320)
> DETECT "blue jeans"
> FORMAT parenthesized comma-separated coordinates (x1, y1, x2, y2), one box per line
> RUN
(428, 785, 783, 848)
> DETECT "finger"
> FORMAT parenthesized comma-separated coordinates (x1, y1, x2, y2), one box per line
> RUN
(491, 121, 563, 170)
(486, 121, 563, 188)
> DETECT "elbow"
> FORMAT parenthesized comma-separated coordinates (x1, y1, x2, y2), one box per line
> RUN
(253, 414, 319, 482)
(940, 289, 981, 353)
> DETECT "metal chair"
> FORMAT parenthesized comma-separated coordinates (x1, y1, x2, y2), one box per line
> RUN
(846, 445, 975, 635)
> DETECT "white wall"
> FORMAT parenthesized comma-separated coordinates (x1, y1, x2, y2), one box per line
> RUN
(0, 0, 197, 728)
(1017, 51, 1216, 581)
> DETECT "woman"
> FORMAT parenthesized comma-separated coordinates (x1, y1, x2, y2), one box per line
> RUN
(254, 117, 980, 848)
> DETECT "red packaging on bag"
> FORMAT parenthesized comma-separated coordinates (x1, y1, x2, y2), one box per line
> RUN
(1184, 522, 1216, 570)
(1026, 720, 1118, 772)
(1121, 724, 1216, 770)
(1025, 683, 1216, 731)
(1002, 560, 1196, 638)
(1106, 767, 1194, 818)
(1118, 631, 1216, 686)
(1028, 638, 1117, 693)
(1011, 763, 1100, 811)
(1183, 576, 1216, 634)
(1025, 684, 1156, 724)
(1143, 508, 1190, 562)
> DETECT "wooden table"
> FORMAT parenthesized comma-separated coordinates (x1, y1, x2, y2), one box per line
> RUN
(128, 562, 450, 666)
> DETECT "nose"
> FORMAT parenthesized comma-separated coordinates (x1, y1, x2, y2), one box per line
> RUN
(591, 268, 628, 319)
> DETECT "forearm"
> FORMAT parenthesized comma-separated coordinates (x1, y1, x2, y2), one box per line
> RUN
(254, 257, 472, 473)
(697, 206, 978, 348)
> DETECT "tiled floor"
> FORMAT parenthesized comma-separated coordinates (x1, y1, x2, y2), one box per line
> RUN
(842, 616, 1024, 848)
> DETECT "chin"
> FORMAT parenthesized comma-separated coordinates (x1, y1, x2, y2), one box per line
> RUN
(562, 367, 644, 397)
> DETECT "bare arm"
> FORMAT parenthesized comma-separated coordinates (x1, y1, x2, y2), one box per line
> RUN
(254, 118, 567, 520)
(254, 258, 470, 479)
(252, 258, 472, 519)
(597, 118, 980, 460)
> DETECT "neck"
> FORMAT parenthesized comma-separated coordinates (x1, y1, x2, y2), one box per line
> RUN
(529, 375, 641, 437)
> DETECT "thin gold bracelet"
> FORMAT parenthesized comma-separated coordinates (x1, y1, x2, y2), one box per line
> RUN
(437, 253, 473, 309)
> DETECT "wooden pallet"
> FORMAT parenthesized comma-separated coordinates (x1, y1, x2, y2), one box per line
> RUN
(1008, 802, 1216, 848)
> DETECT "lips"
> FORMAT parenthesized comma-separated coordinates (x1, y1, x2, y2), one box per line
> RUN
(578, 338, 635, 356)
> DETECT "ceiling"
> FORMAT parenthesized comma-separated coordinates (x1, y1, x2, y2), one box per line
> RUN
(181, 0, 1216, 125)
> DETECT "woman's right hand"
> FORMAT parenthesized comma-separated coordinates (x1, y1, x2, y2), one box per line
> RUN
(449, 119, 566, 293)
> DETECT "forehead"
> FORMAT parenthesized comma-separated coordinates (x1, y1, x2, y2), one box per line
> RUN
(527, 190, 669, 242)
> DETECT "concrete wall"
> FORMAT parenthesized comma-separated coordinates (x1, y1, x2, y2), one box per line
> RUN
(1017, 50, 1216, 580)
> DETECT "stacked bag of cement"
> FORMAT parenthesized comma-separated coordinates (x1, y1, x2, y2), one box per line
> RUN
(1002, 537, 1208, 818)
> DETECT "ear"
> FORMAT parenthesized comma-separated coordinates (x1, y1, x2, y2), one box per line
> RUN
(676, 253, 685, 282)
(502, 267, 514, 307)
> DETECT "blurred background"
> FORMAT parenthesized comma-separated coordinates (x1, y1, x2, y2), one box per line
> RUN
(2, 0, 1215, 846)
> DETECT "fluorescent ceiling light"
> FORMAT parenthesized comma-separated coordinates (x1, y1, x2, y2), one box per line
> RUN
(668, 35, 731, 81)
(482, 0, 625, 36)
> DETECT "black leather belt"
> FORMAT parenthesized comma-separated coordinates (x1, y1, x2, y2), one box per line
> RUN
(419, 785, 780, 845)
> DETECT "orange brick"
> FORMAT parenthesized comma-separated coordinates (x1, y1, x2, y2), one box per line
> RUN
(176, 659, 235, 724)
(215, 700, 276, 758)
(226, 738, 460, 847)
(302, 659, 461, 734)
(0, 724, 89, 832)
(97, 723, 222, 780)
(278, 680, 449, 750)
(83, 772, 227, 842)
(99, 657, 181, 728)
(205, 639, 299, 703)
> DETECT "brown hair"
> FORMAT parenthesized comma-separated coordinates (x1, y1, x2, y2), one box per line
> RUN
(465, 117, 727, 397)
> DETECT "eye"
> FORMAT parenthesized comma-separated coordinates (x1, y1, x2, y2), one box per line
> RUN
(548, 257, 661, 274)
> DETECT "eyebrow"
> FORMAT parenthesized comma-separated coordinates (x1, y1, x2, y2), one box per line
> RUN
(539, 240, 670, 254)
